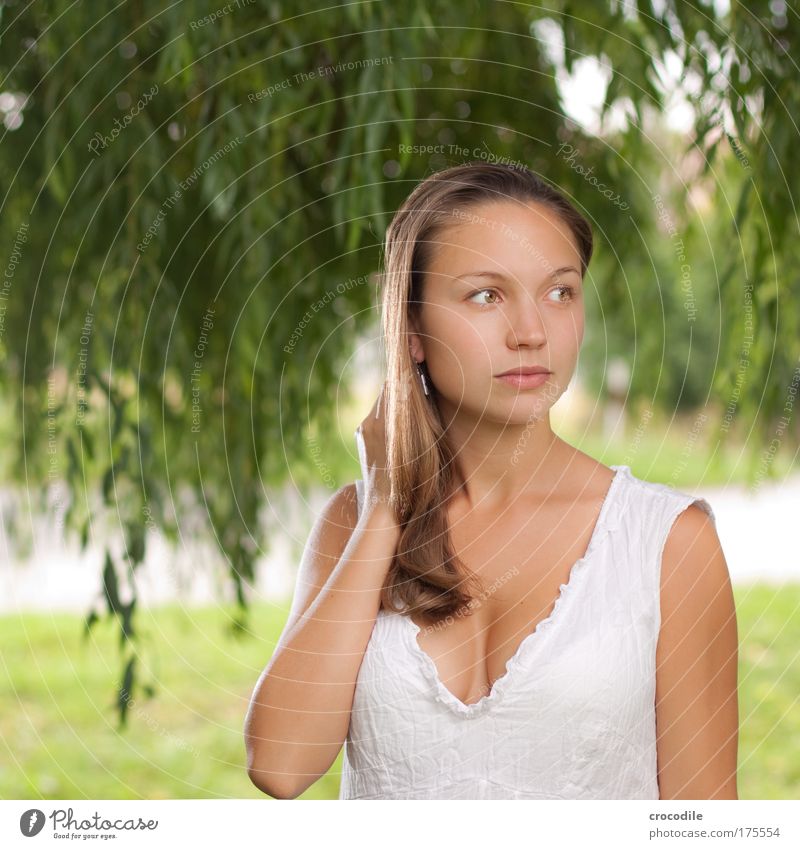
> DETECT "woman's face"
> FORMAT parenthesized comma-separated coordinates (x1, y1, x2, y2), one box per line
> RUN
(409, 199, 585, 425)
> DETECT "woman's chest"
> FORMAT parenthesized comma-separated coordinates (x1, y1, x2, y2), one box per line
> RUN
(410, 499, 611, 706)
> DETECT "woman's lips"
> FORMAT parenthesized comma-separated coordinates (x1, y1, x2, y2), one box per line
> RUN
(494, 372, 551, 389)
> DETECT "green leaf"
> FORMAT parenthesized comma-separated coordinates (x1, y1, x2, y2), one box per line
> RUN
(102, 551, 122, 615)
(66, 435, 80, 481)
(733, 177, 753, 234)
(102, 465, 115, 501)
(116, 655, 136, 729)
(125, 520, 146, 565)
(83, 609, 100, 640)
(119, 598, 136, 648)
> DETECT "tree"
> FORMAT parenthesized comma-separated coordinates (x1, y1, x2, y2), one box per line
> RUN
(1, 0, 796, 724)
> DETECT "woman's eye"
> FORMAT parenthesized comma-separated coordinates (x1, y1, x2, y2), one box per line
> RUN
(467, 288, 499, 306)
(548, 284, 576, 303)
(468, 285, 576, 306)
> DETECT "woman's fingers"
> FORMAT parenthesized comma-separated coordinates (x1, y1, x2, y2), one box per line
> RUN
(374, 382, 386, 419)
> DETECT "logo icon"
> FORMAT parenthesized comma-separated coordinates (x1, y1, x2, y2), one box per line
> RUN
(19, 809, 46, 836)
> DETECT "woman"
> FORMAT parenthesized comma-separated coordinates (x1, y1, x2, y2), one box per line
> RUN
(244, 161, 739, 800)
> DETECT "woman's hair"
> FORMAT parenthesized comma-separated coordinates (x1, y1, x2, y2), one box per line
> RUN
(378, 160, 594, 623)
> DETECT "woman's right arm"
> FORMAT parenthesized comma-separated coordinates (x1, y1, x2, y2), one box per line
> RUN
(243, 483, 400, 799)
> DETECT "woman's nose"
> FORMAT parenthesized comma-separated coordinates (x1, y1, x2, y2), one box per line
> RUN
(506, 300, 547, 347)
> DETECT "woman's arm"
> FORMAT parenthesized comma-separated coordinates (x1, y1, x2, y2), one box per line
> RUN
(655, 503, 740, 799)
(243, 483, 400, 799)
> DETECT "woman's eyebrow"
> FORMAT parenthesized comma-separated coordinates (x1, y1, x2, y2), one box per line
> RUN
(454, 266, 580, 281)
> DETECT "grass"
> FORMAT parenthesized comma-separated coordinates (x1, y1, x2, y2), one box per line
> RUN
(0, 584, 797, 800)
(556, 409, 796, 490)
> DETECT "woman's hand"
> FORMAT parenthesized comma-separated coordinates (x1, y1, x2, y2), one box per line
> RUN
(354, 383, 392, 508)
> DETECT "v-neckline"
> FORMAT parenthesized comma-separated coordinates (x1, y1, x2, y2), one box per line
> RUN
(397, 464, 628, 718)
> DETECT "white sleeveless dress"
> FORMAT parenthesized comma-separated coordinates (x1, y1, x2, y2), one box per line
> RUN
(338, 464, 716, 800)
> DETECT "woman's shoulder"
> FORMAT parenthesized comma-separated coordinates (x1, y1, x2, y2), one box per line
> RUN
(312, 481, 362, 532)
(343, 480, 362, 518)
(601, 465, 718, 550)
(619, 465, 714, 515)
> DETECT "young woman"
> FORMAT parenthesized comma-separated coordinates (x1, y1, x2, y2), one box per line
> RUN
(244, 161, 739, 800)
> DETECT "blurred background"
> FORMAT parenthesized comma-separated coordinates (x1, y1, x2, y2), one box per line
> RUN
(0, 0, 798, 799)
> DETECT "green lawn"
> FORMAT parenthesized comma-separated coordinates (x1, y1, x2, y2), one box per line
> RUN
(0, 585, 797, 800)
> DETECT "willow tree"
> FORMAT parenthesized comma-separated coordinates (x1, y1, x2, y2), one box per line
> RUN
(1, 0, 796, 724)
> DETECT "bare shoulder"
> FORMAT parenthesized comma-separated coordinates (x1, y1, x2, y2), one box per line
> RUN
(299, 482, 361, 573)
(281, 482, 361, 637)
(315, 481, 361, 532)
(551, 444, 617, 498)
(661, 502, 723, 585)
(656, 501, 739, 798)
(659, 501, 729, 628)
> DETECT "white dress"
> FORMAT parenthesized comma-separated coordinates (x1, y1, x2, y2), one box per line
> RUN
(338, 464, 716, 799)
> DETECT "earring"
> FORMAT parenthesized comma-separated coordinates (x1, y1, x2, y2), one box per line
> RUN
(416, 361, 430, 397)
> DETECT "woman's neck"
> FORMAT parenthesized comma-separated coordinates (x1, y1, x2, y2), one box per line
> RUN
(440, 412, 572, 509)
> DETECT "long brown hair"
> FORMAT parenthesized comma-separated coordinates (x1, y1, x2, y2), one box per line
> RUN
(378, 160, 593, 623)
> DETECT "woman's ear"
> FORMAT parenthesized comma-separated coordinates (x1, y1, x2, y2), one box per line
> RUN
(408, 313, 425, 365)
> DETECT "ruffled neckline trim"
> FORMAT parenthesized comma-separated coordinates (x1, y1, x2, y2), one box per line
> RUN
(389, 464, 630, 719)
